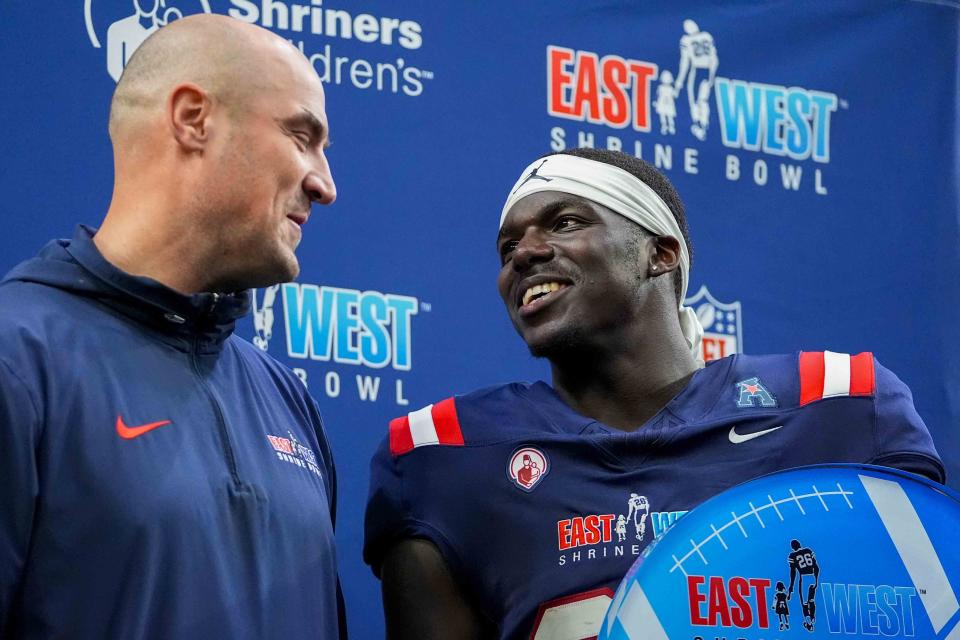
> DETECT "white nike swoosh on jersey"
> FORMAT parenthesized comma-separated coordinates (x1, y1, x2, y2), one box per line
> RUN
(728, 425, 784, 444)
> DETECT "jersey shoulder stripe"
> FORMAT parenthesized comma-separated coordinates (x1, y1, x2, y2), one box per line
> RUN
(389, 397, 464, 456)
(799, 351, 875, 406)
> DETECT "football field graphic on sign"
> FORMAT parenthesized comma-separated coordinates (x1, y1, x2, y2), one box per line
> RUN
(600, 465, 960, 639)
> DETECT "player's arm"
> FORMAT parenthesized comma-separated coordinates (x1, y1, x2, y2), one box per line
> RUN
(381, 538, 495, 640)
(869, 359, 945, 483)
(787, 558, 797, 596)
(0, 358, 41, 631)
(675, 40, 691, 87)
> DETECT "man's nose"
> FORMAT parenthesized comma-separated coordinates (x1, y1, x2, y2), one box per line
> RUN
(303, 157, 337, 205)
(511, 229, 554, 269)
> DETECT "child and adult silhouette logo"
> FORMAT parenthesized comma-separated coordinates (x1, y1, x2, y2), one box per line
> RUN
(599, 464, 960, 639)
(626, 493, 650, 542)
(84, 0, 212, 82)
(652, 19, 719, 141)
(252, 285, 281, 351)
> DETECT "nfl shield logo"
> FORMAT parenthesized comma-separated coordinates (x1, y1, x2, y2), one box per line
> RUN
(684, 285, 743, 363)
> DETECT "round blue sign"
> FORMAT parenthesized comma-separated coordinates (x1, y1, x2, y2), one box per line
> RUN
(600, 464, 960, 639)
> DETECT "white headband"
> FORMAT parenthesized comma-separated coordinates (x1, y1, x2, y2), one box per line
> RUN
(500, 154, 704, 367)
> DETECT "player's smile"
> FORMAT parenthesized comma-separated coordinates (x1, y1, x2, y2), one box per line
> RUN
(517, 276, 572, 317)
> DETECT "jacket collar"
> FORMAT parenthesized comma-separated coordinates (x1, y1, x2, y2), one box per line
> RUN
(64, 225, 251, 352)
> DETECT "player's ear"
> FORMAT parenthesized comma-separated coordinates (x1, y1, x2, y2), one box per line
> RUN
(168, 83, 213, 152)
(648, 235, 682, 277)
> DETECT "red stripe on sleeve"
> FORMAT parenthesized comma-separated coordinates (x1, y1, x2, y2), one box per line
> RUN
(388, 416, 414, 456)
(431, 397, 464, 446)
(849, 352, 876, 396)
(799, 351, 825, 406)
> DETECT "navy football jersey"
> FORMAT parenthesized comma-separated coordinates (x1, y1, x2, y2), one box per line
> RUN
(364, 352, 943, 640)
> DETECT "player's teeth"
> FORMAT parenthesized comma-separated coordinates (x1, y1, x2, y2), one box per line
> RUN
(523, 284, 545, 306)
(522, 282, 568, 307)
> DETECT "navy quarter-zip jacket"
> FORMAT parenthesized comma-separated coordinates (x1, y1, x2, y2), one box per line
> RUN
(0, 226, 343, 639)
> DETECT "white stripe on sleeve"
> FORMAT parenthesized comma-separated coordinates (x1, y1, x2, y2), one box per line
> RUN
(822, 351, 851, 398)
(408, 404, 439, 448)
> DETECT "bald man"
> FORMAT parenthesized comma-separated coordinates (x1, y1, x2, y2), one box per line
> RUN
(0, 15, 343, 639)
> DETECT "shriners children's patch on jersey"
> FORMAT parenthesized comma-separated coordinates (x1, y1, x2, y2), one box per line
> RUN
(508, 446, 550, 491)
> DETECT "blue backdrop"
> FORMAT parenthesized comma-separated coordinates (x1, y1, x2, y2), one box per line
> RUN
(1, 2, 958, 638)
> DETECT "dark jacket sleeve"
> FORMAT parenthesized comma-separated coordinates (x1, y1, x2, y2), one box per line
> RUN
(0, 358, 41, 631)
(868, 358, 945, 483)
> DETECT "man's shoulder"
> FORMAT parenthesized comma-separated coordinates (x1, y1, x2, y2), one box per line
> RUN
(0, 277, 70, 318)
(378, 381, 564, 459)
(722, 351, 882, 410)
(0, 278, 87, 350)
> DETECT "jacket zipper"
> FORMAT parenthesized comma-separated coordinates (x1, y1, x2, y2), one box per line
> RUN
(189, 294, 244, 489)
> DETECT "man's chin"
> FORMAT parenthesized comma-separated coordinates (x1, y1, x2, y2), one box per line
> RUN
(525, 327, 588, 360)
(235, 259, 299, 291)
(271, 248, 301, 284)
(282, 257, 300, 282)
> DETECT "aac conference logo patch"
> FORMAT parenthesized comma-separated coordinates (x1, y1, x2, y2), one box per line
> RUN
(600, 464, 960, 639)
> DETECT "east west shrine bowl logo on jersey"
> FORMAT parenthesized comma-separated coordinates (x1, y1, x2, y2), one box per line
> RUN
(556, 494, 688, 567)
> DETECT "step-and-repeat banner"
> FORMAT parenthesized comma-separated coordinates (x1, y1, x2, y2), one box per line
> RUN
(1, 2, 957, 637)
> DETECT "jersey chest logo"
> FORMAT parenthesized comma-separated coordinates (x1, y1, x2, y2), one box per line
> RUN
(507, 446, 549, 491)
(735, 376, 778, 408)
(556, 492, 689, 568)
(265, 431, 323, 479)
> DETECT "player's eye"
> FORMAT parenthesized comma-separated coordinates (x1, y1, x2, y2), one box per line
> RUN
(553, 216, 585, 232)
(499, 240, 519, 264)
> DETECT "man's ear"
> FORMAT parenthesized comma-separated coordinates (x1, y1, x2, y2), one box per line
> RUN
(168, 83, 212, 152)
(648, 235, 682, 277)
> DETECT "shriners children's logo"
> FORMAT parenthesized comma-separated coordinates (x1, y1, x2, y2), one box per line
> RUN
(84, 1, 212, 82)
(507, 446, 549, 491)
